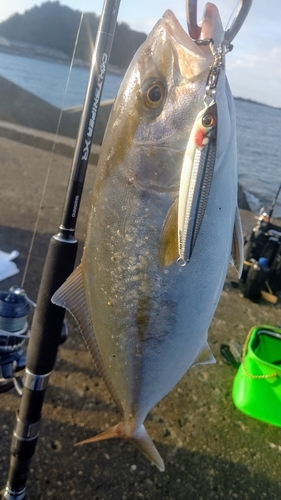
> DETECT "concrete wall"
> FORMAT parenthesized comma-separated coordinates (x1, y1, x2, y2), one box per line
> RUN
(0, 75, 113, 144)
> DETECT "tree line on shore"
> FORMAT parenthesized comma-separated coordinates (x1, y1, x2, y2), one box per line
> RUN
(0, 1, 147, 68)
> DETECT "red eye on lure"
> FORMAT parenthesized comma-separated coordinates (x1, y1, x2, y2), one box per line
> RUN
(195, 109, 216, 148)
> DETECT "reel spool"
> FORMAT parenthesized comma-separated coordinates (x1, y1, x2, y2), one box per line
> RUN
(0, 286, 68, 395)
(0, 287, 33, 394)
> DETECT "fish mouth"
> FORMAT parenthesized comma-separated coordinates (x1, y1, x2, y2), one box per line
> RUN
(163, 10, 198, 49)
(161, 9, 205, 59)
(162, 3, 223, 55)
(157, 5, 222, 82)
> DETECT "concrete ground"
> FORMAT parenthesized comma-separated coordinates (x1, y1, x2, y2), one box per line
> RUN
(0, 134, 281, 500)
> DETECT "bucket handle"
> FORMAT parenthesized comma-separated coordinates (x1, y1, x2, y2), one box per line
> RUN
(242, 326, 279, 379)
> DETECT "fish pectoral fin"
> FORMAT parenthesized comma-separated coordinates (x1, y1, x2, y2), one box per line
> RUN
(51, 265, 122, 410)
(75, 422, 165, 472)
(158, 197, 178, 268)
(231, 206, 244, 278)
(191, 343, 216, 366)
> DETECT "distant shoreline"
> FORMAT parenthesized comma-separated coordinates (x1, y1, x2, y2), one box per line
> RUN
(234, 96, 281, 111)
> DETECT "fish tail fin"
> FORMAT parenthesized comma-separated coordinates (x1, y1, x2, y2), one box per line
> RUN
(132, 424, 165, 472)
(75, 422, 165, 471)
(74, 424, 122, 445)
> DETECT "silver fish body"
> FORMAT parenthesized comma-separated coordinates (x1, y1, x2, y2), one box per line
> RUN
(52, 3, 243, 471)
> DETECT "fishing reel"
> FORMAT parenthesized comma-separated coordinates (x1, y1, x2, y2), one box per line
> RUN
(0, 286, 68, 395)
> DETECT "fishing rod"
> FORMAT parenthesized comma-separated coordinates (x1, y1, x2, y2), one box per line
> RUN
(268, 182, 281, 221)
(2, 1, 120, 498)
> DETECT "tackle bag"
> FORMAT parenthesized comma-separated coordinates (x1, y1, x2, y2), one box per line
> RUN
(232, 324, 281, 426)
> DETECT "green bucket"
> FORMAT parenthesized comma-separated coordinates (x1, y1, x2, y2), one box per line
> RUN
(232, 325, 281, 427)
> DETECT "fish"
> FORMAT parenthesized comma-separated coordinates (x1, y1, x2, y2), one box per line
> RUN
(52, 2, 243, 472)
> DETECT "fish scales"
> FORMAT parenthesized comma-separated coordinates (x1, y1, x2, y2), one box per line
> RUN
(52, 3, 243, 471)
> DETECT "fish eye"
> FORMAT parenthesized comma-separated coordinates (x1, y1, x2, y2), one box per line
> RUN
(147, 85, 162, 103)
(202, 113, 216, 128)
(142, 78, 166, 109)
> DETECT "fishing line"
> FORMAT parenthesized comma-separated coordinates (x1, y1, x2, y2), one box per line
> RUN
(21, 13, 85, 289)
(224, 1, 239, 33)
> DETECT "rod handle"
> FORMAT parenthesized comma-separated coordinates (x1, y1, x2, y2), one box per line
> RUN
(26, 233, 77, 375)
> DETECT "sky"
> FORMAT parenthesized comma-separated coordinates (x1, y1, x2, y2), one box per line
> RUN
(0, 0, 280, 107)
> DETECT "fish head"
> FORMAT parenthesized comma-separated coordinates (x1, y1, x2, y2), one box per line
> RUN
(103, 4, 225, 194)
(132, 4, 224, 141)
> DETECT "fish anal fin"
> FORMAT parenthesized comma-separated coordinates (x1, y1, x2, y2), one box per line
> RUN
(51, 265, 122, 410)
(159, 197, 178, 268)
(231, 206, 244, 277)
(192, 343, 216, 366)
(75, 422, 165, 472)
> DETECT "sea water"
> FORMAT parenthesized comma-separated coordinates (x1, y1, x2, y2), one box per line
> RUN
(235, 99, 281, 217)
(0, 52, 123, 108)
(0, 52, 281, 216)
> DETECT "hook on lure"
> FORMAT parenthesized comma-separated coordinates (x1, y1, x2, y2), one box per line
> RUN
(186, 0, 253, 44)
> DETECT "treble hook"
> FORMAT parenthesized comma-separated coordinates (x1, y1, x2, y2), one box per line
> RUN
(186, 0, 253, 42)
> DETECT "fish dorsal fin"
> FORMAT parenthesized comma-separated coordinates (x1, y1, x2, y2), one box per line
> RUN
(52, 266, 122, 410)
(191, 343, 216, 367)
(231, 206, 244, 278)
(158, 197, 178, 267)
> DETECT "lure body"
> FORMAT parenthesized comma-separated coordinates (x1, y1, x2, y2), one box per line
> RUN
(178, 102, 217, 264)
